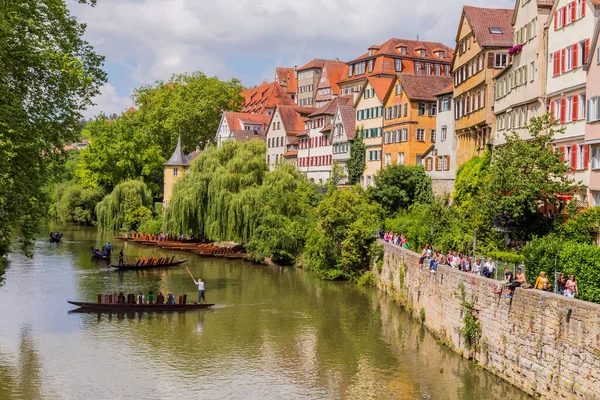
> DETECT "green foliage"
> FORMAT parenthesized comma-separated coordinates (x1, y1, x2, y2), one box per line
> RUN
(75, 114, 165, 196)
(461, 297, 481, 351)
(0, 0, 105, 256)
(132, 72, 245, 155)
(453, 150, 491, 209)
(357, 272, 376, 287)
(137, 216, 163, 234)
(304, 188, 381, 280)
(485, 251, 524, 265)
(419, 308, 426, 323)
(554, 206, 600, 245)
(95, 179, 154, 232)
(521, 237, 564, 285)
(347, 130, 366, 185)
(367, 164, 433, 215)
(50, 181, 104, 225)
(483, 114, 580, 241)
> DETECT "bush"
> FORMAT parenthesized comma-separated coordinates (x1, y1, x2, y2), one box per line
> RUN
(51, 181, 104, 225)
(357, 272, 376, 286)
(485, 251, 524, 265)
(521, 237, 564, 285)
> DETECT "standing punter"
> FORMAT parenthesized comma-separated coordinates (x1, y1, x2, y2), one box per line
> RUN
(186, 267, 206, 304)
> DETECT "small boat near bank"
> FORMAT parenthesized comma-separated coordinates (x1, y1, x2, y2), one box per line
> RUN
(49, 232, 63, 243)
(67, 301, 214, 312)
(92, 248, 111, 260)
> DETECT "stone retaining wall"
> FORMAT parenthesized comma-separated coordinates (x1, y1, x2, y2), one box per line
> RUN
(374, 241, 600, 399)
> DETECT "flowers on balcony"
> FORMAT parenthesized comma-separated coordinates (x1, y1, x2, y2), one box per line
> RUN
(508, 44, 523, 55)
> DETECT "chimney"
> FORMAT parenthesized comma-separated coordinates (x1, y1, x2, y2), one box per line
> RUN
(294, 66, 298, 79)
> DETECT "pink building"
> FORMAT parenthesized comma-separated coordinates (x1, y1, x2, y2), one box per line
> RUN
(584, 5, 600, 205)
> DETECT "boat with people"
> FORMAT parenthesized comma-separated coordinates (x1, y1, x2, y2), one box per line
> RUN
(112, 255, 187, 270)
(67, 301, 214, 312)
(91, 247, 111, 260)
(49, 232, 63, 242)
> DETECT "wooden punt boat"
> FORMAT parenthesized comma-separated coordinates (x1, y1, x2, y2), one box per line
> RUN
(68, 301, 214, 312)
(92, 252, 111, 260)
(224, 253, 244, 260)
(192, 251, 214, 257)
(114, 236, 130, 241)
(112, 259, 187, 270)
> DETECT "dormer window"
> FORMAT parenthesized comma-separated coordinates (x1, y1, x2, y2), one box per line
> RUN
(420, 49, 426, 57)
(435, 51, 445, 59)
(368, 59, 374, 73)
(348, 64, 353, 77)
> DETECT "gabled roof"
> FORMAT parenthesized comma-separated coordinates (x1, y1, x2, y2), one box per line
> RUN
(462, 6, 514, 48)
(435, 81, 455, 97)
(165, 136, 188, 166)
(349, 38, 454, 64)
(231, 130, 267, 143)
(337, 105, 357, 140)
(275, 67, 298, 95)
(368, 76, 395, 101)
(224, 112, 271, 131)
(309, 95, 353, 117)
(396, 74, 454, 102)
(277, 105, 312, 135)
(241, 81, 295, 114)
(321, 61, 347, 94)
(297, 58, 339, 71)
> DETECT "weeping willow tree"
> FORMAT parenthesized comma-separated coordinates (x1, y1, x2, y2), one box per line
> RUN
(163, 140, 269, 242)
(96, 179, 154, 231)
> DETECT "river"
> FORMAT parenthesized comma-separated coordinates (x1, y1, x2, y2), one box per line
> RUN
(0, 223, 529, 399)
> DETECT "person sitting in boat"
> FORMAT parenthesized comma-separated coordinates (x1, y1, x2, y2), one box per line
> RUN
(137, 292, 144, 304)
(166, 293, 175, 304)
(119, 249, 124, 266)
(156, 292, 165, 304)
(146, 291, 155, 304)
(127, 291, 136, 304)
(117, 292, 126, 304)
(106, 242, 112, 255)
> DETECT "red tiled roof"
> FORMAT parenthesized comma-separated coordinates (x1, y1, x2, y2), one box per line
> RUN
(463, 6, 514, 48)
(338, 105, 357, 140)
(309, 95, 353, 117)
(320, 123, 332, 132)
(241, 81, 295, 114)
(396, 74, 453, 102)
(315, 60, 347, 100)
(231, 130, 266, 143)
(434, 81, 454, 96)
(297, 58, 338, 71)
(349, 38, 454, 64)
(275, 67, 297, 95)
(283, 150, 298, 158)
(536, 0, 554, 6)
(368, 76, 395, 101)
(225, 112, 271, 131)
(277, 105, 312, 135)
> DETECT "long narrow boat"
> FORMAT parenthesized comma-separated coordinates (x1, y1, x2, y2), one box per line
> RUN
(111, 259, 187, 270)
(68, 301, 214, 312)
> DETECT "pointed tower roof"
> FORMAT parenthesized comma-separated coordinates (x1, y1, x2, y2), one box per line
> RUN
(165, 136, 188, 166)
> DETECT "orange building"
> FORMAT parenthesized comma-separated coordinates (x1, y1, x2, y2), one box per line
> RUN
(382, 74, 453, 168)
(451, 6, 514, 166)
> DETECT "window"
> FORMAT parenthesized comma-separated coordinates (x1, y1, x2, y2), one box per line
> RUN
(588, 96, 600, 122)
(395, 84, 403, 95)
(418, 103, 426, 116)
(416, 129, 425, 142)
(441, 97, 450, 111)
(564, 145, 572, 166)
(430, 129, 436, 142)
(436, 156, 443, 171)
(416, 155, 423, 165)
(419, 49, 426, 57)
(580, 94, 586, 120)
(368, 59, 374, 72)
(592, 146, 600, 169)
(385, 153, 391, 166)
(443, 156, 450, 171)
(355, 62, 366, 75)
(435, 64, 440, 76)
(173, 168, 179, 176)
(425, 63, 431, 75)
(577, 144, 585, 169)
(401, 129, 408, 142)
(490, 27, 503, 34)
(429, 102, 437, 116)
(530, 62, 535, 82)
(441, 126, 447, 141)
(495, 53, 508, 68)
(397, 152, 405, 165)
(565, 46, 573, 72)
(399, 46, 407, 55)
(404, 104, 408, 117)
(445, 65, 451, 76)
(395, 59, 402, 72)
(415, 62, 422, 75)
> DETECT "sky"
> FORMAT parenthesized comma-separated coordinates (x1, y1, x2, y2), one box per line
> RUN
(69, 0, 515, 118)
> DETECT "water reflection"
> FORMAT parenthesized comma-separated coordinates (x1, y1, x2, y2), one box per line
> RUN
(0, 223, 530, 399)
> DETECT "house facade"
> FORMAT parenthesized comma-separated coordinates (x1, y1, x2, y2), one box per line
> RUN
(296, 59, 338, 108)
(314, 60, 346, 108)
(163, 137, 200, 208)
(424, 85, 458, 195)
(331, 104, 357, 183)
(354, 77, 394, 187)
(382, 74, 452, 169)
(546, 0, 594, 201)
(452, 6, 514, 166)
(215, 111, 271, 147)
(274, 67, 298, 103)
(241, 81, 296, 115)
(265, 105, 312, 170)
(493, 0, 554, 146)
(297, 96, 352, 182)
(584, 4, 600, 205)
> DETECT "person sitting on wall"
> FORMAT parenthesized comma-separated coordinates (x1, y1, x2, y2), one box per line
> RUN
(505, 267, 527, 299)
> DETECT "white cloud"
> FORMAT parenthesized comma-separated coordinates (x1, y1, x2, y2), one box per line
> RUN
(70, 0, 515, 88)
(83, 83, 133, 119)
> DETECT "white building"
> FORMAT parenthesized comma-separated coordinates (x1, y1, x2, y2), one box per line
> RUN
(545, 0, 594, 200)
(297, 96, 353, 183)
(265, 105, 312, 170)
(331, 104, 357, 183)
(215, 111, 271, 147)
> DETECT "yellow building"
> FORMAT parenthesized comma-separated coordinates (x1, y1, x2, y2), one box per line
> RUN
(163, 137, 200, 209)
(452, 6, 514, 166)
(354, 76, 394, 187)
(382, 74, 452, 168)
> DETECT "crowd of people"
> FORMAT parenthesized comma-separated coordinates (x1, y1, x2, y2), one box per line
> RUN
(100, 291, 183, 304)
(382, 234, 581, 300)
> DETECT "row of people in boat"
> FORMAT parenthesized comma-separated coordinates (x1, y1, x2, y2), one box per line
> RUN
(100, 291, 187, 305)
(49, 232, 63, 240)
(125, 255, 177, 266)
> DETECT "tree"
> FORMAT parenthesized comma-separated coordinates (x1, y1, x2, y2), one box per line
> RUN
(133, 72, 245, 155)
(95, 179, 154, 232)
(347, 129, 366, 185)
(367, 164, 433, 215)
(50, 181, 104, 225)
(0, 0, 105, 256)
(304, 188, 381, 280)
(75, 113, 165, 196)
(483, 114, 580, 241)
(453, 150, 491, 209)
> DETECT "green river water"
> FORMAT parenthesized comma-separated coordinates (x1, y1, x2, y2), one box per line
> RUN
(0, 223, 529, 399)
